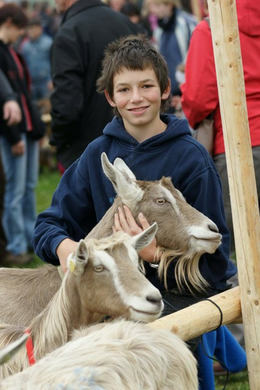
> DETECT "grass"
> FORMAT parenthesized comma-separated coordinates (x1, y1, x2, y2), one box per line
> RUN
(36, 167, 60, 214)
(215, 370, 249, 389)
(25, 167, 61, 268)
(33, 168, 250, 389)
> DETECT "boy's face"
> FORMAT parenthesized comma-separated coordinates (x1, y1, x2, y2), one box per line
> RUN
(105, 68, 170, 134)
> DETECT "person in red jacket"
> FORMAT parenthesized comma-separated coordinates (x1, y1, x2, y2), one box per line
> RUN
(181, 0, 260, 257)
(181, 0, 260, 351)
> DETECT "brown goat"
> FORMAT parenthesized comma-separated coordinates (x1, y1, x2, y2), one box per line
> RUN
(0, 153, 221, 327)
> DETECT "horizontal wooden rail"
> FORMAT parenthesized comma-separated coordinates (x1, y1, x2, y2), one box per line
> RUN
(148, 287, 242, 341)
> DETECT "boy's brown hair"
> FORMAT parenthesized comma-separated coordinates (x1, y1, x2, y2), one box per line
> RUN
(0, 3, 28, 28)
(97, 34, 170, 116)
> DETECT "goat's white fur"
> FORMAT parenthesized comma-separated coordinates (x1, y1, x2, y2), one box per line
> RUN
(0, 320, 198, 390)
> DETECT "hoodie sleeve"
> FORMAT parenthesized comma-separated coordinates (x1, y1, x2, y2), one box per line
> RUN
(32, 156, 96, 264)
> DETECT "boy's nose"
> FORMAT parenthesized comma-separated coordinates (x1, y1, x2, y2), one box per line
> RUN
(130, 89, 143, 103)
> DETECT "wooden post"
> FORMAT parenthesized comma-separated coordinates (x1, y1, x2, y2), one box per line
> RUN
(148, 286, 242, 341)
(207, 0, 260, 387)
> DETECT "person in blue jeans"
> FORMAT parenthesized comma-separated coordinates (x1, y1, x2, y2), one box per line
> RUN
(21, 17, 53, 102)
(32, 34, 246, 388)
(0, 4, 44, 265)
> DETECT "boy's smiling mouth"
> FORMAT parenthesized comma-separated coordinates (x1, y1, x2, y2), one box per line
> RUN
(128, 106, 149, 112)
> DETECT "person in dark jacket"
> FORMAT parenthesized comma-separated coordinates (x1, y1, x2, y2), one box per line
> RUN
(0, 3, 44, 265)
(0, 69, 22, 265)
(50, 0, 142, 173)
(0, 69, 22, 126)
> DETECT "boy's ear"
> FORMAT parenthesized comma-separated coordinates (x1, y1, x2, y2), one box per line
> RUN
(161, 78, 171, 101)
(105, 90, 116, 108)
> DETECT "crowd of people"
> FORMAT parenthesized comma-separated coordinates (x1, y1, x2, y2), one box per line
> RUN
(0, 0, 257, 387)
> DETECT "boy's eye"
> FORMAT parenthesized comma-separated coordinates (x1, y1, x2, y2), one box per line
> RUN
(118, 88, 129, 93)
(143, 84, 153, 89)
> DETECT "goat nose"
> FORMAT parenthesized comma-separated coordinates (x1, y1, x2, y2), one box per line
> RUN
(208, 222, 219, 233)
(146, 293, 162, 305)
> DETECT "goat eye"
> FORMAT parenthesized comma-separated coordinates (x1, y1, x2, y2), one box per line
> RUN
(156, 198, 165, 204)
(94, 265, 104, 272)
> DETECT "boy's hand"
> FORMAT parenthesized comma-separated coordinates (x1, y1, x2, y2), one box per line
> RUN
(56, 238, 79, 273)
(113, 205, 160, 263)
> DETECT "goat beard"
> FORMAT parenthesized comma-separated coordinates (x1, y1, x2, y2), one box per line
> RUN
(139, 248, 209, 296)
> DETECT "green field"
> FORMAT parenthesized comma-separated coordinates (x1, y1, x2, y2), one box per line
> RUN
(215, 370, 249, 389)
(34, 168, 249, 389)
(29, 168, 61, 268)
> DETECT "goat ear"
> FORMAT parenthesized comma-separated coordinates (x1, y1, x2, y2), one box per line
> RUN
(113, 157, 136, 180)
(101, 152, 143, 206)
(67, 240, 89, 275)
(132, 222, 158, 252)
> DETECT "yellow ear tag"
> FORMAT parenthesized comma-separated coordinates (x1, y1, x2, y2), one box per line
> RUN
(69, 258, 75, 273)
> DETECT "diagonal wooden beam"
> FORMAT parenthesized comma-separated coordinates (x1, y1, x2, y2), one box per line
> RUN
(206, 0, 260, 387)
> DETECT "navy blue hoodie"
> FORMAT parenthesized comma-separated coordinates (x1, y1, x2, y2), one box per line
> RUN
(33, 114, 236, 293)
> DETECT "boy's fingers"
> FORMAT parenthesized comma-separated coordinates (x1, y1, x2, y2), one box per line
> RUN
(123, 205, 142, 233)
(116, 207, 132, 235)
(138, 212, 150, 229)
(119, 205, 141, 235)
(113, 213, 123, 231)
(123, 205, 137, 224)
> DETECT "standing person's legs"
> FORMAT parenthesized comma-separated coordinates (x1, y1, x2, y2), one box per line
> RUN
(0, 134, 33, 264)
(23, 134, 39, 250)
(214, 146, 260, 255)
(214, 151, 249, 349)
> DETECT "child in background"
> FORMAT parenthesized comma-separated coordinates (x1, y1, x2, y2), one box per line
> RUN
(21, 17, 53, 102)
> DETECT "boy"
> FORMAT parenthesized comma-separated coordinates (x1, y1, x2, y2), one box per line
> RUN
(33, 34, 236, 301)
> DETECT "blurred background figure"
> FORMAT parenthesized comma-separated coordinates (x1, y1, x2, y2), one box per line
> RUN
(120, 2, 153, 37)
(21, 17, 53, 102)
(149, 0, 197, 113)
(50, 0, 141, 173)
(107, 0, 126, 12)
(0, 3, 45, 266)
(0, 69, 22, 266)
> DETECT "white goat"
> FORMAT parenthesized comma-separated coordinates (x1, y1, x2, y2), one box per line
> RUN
(0, 226, 164, 380)
(0, 320, 198, 390)
(0, 153, 221, 327)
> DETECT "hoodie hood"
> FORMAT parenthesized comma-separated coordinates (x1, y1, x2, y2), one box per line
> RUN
(103, 114, 191, 150)
(236, 0, 260, 37)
